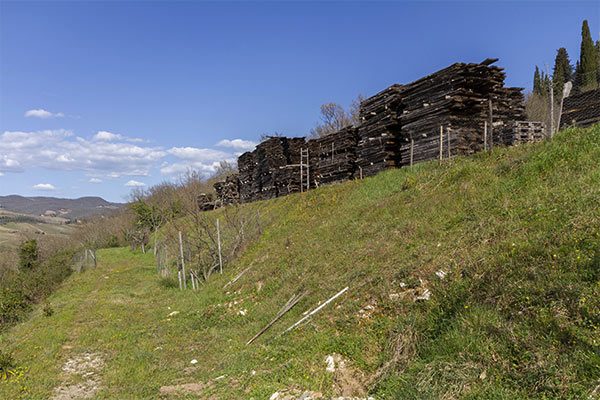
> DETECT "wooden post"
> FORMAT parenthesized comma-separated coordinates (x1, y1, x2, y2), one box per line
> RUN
(447, 128, 451, 159)
(178, 269, 182, 290)
(549, 78, 554, 138)
(216, 219, 223, 274)
(331, 142, 334, 163)
(178, 231, 186, 289)
(484, 121, 488, 151)
(306, 148, 310, 190)
(410, 139, 414, 166)
(359, 166, 363, 180)
(439, 125, 443, 161)
(488, 99, 494, 150)
(300, 151, 303, 193)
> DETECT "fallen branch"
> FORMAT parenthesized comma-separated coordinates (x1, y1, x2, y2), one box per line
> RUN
(246, 292, 306, 345)
(223, 266, 252, 289)
(283, 286, 349, 335)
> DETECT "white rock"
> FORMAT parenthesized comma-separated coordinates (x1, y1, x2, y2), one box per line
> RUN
(269, 392, 281, 400)
(190, 359, 198, 365)
(168, 311, 179, 317)
(435, 270, 447, 279)
(325, 355, 335, 372)
(415, 288, 431, 301)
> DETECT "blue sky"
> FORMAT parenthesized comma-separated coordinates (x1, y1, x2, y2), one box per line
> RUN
(0, 1, 597, 202)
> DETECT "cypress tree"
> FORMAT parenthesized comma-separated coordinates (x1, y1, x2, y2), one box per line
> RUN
(576, 20, 598, 91)
(533, 66, 542, 95)
(552, 48, 573, 99)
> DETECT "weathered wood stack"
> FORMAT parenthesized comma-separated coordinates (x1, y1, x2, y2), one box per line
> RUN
(560, 88, 600, 128)
(238, 151, 257, 203)
(397, 60, 526, 166)
(197, 193, 215, 211)
(356, 85, 404, 176)
(499, 121, 546, 145)
(273, 137, 307, 195)
(213, 174, 240, 205)
(200, 58, 537, 211)
(314, 126, 359, 184)
(237, 136, 309, 202)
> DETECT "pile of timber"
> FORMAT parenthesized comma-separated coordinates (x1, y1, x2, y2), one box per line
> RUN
(560, 88, 600, 128)
(499, 121, 546, 145)
(238, 151, 258, 203)
(238, 136, 309, 202)
(314, 126, 359, 184)
(213, 174, 240, 205)
(197, 193, 215, 211)
(356, 85, 403, 176)
(398, 59, 526, 166)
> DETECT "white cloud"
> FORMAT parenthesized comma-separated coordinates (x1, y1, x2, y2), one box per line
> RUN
(89, 178, 102, 183)
(125, 180, 145, 187)
(168, 146, 230, 161)
(216, 138, 256, 151)
(0, 172, 4, 176)
(24, 109, 65, 119)
(33, 183, 56, 191)
(93, 130, 145, 143)
(159, 146, 234, 176)
(93, 131, 123, 141)
(0, 129, 165, 176)
(1, 129, 240, 181)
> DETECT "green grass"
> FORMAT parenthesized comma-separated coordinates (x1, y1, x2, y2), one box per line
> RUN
(1, 125, 599, 399)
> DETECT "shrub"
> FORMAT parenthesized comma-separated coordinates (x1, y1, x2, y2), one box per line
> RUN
(0, 349, 15, 380)
(18, 239, 39, 270)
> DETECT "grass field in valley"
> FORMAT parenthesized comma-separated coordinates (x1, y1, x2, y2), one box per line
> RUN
(0, 125, 599, 399)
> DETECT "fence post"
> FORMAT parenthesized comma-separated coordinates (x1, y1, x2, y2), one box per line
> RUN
(484, 121, 488, 151)
(217, 219, 223, 274)
(488, 99, 494, 150)
(447, 128, 451, 159)
(178, 231, 186, 289)
(439, 125, 443, 161)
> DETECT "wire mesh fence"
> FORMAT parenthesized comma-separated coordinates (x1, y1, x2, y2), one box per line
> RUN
(72, 249, 96, 273)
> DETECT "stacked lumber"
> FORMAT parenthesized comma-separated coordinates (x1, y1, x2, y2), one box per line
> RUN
(237, 136, 310, 202)
(274, 137, 308, 195)
(356, 85, 403, 176)
(197, 193, 215, 211)
(238, 151, 257, 203)
(213, 174, 240, 205)
(560, 88, 600, 128)
(499, 121, 546, 145)
(397, 60, 526, 166)
(314, 126, 359, 184)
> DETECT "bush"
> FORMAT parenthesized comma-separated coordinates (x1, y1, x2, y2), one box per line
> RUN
(0, 349, 15, 380)
(18, 239, 39, 270)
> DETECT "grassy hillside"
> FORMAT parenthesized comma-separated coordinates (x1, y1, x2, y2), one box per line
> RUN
(1, 125, 599, 399)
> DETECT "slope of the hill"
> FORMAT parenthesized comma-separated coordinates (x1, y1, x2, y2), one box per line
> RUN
(0, 195, 121, 220)
(1, 125, 599, 399)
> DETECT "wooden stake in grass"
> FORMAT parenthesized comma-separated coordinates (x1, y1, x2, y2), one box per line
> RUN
(484, 121, 488, 151)
(216, 219, 223, 274)
(283, 286, 349, 334)
(439, 125, 443, 162)
(178, 231, 186, 290)
(246, 292, 306, 345)
(223, 266, 252, 289)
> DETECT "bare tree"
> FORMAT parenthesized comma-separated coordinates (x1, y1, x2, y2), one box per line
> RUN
(309, 95, 364, 138)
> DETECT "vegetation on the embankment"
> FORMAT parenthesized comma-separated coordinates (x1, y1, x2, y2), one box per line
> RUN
(1, 125, 598, 399)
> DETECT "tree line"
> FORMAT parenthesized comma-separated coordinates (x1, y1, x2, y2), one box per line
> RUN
(532, 20, 599, 99)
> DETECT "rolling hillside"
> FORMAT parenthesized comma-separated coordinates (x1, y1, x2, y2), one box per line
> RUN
(1, 125, 598, 399)
(0, 195, 121, 220)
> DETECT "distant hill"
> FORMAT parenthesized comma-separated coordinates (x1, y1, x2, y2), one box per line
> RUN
(0, 195, 122, 220)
